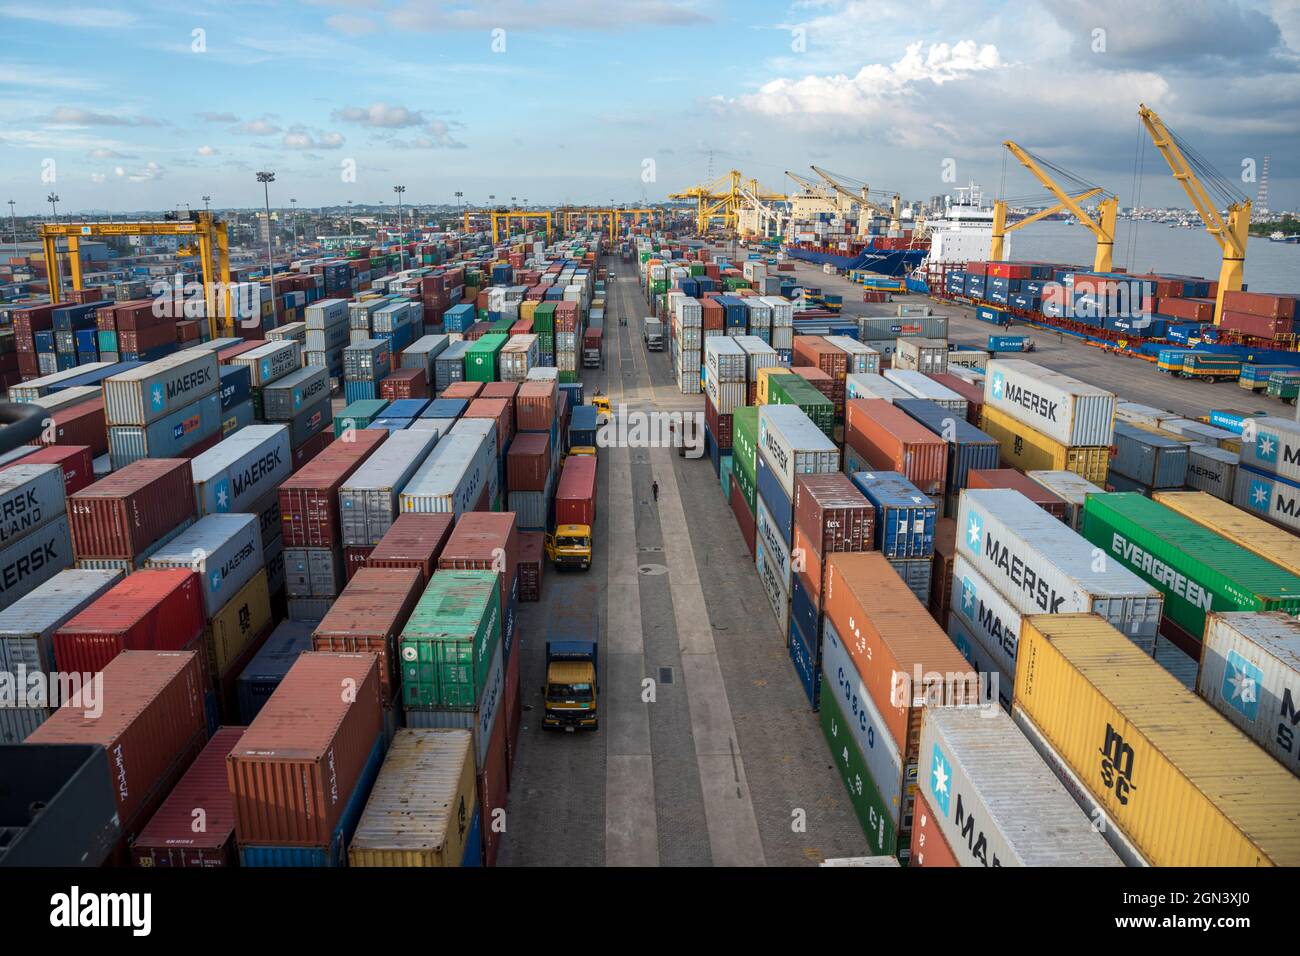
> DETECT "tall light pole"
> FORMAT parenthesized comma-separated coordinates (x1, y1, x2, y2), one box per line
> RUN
(290, 197, 298, 248)
(454, 191, 463, 233)
(46, 193, 61, 296)
(393, 184, 406, 270)
(7, 199, 16, 261)
(346, 199, 353, 245)
(202, 195, 211, 214)
(256, 171, 277, 327)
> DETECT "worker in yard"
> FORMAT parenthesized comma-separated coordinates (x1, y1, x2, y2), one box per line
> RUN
(652, 480, 659, 503)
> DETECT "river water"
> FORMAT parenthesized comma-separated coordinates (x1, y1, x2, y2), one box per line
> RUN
(1010, 220, 1298, 294)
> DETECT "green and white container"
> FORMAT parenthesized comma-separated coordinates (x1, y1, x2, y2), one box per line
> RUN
(400, 570, 501, 712)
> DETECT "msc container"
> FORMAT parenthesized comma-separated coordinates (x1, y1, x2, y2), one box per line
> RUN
(1198, 612, 1300, 775)
(339, 429, 439, 547)
(27, 650, 207, 844)
(229, 652, 383, 850)
(102, 350, 219, 426)
(1110, 422, 1188, 490)
(979, 405, 1110, 484)
(893, 337, 947, 374)
(231, 340, 301, 387)
(130, 726, 246, 867)
(190, 425, 291, 516)
(555, 455, 596, 527)
(918, 707, 1119, 867)
(399, 432, 492, 518)
(400, 570, 502, 711)
(279, 430, 387, 547)
(884, 369, 967, 415)
(144, 514, 262, 619)
(349, 728, 478, 867)
(845, 372, 911, 404)
(1182, 444, 1238, 501)
(235, 620, 313, 723)
(313, 567, 424, 705)
(1083, 492, 1300, 640)
(850, 471, 936, 559)
(983, 359, 1116, 448)
(846, 399, 947, 498)
(260, 365, 330, 421)
(959, 489, 1163, 647)
(0, 514, 74, 612)
(202, 569, 272, 680)
(757, 404, 839, 500)
(966, 468, 1068, 521)
(1014, 613, 1300, 866)
(895, 399, 999, 501)
(0, 742, 121, 865)
(107, 391, 221, 469)
(1025, 470, 1102, 531)
(367, 513, 454, 587)
(0, 464, 66, 551)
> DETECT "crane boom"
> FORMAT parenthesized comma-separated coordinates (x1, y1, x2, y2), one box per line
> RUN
(809, 165, 902, 235)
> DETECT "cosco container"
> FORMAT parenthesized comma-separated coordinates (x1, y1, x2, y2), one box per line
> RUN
(1014, 613, 1300, 866)
(231, 340, 301, 387)
(190, 425, 291, 516)
(260, 365, 329, 421)
(983, 359, 1116, 448)
(919, 706, 1120, 867)
(979, 405, 1110, 484)
(1110, 422, 1188, 490)
(107, 391, 221, 470)
(959, 489, 1163, 647)
(144, 514, 262, 619)
(103, 350, 218, 426)
(846, 399, 947, 498)
(756, 404, 839, 499)
(340, 429, 439, 546)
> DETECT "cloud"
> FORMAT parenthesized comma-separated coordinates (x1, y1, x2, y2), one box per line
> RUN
(333, 102, 427, 128)
(0, 4, 135, 28)
(0, 64, 99, 91)
(45, 107, 165, 127)
(114, 161, 164, 182)
(233, 117, 282, 136)
(89, 172, 106, 183)
(197, 111, 239, 123)
(326, 13, 379, 35)
(387, 0, 710, 32)
(282, 125, 345, 149)
(89, 147, 131, 159)
(197, 144, 218, 156)
(391, 119, 466, 149)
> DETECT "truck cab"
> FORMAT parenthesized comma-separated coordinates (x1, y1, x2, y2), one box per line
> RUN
(543, 640, 598, 731)
(643, 317, 664, 351)
(545, 523, 592, 570)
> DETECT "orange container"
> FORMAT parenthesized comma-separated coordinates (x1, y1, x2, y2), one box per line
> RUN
(845, 399, 948, 498)
(909, 788, 959, 867)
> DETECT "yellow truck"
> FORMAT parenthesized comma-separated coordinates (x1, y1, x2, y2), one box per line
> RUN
(544, 524, 592, 571)
(542, 640, 598, 732)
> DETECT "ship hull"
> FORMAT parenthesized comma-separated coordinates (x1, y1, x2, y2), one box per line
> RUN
(781, 243, 927, 277)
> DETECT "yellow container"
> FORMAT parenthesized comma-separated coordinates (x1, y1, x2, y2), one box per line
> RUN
(1015, 613, 1300, 867)
(208, 570, 272, 678)
(519, 299, 538, 323)
(979, 405, 1110, 483)
(756, 366, 796, 405)
(349, 729, 478, 867)
(1153, 490, 1300, 578)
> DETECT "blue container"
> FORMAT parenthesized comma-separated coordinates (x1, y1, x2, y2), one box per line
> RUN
(1209, 409, 1248, 434)
(755, 452, 793, 544)
(384, 399, 428, 419)
(788, 617, 821, 710)
(74, 328, 98, 353)
(366, 417, 412, 432)
(558, 382, 584, 407)
(851, 470, 936, 558)
(568, 405, 598, 448)
(889, 556, 932, 602)
(236, 621, 314, 723)
(345, 379, 380, 403)
(76, 350, 98, 366)
(987, 335, 1026, 351)
(219, 364, 252, 411)
(221, 399, 256, 436)
(461, 806, 482, 867)
(895, 399, 1001, 500)
(239, 732, 386, 868)
(790, 572, 819, 653)
(423, 397, 467, 419)
(55, 352, 76, 371)
(976, 305, 1010, 325)
(51, 302, 98, 331)
(965, 275, 986, 299)
(34, 331, 55, 353)
(107, 391, 222, 469)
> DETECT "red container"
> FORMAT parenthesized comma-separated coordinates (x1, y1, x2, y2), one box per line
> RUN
(463, 321, 491, 341)
(228, 652, 383, 847)
(506, 433, 550, 492)
(217, 340, 263, 364)
(68, 458, 196, 560)
(17, 351, 39, 376)
(481, 382, 518, 401)
(279, 429, 386, 547)
(443, 381, 483, 401)
(32, 396, 107, 457)
(13, 304, 56, 338)
(1222, 290, 1298, 320)
(290, 428, 334, 472)
(466, 397, 514, 444)
(966, 468, 1068, 521)
(929, 517, 958, 625)
(343, 545, 373, 581)
(729, 473, 756, 559)
(438, 511, 520, 613)
(516, 381, 557, 432)
(928, 373, 985, 427)
(517, 531, 543, 602)
(1160, 297, 1216, 323)
(131, 725, 246, 868)
(503, 625, 523, 785)
(554, 456, 596, 527)
(367, 513, 454, 586)
(704, 394, 733, 450)
(54, 569, 205, 675)
(312, 567, 423, 705)
(0, 443, 93, 496)
(176, 319, 203, 344)
(910, 788, 959, 867)
(964, 261, 989, 276)
(794, 525, 827, 607)
(1220, 310, 1294, 338)
(27, 650, 208, 848)
(793, 365, 837, 408)
(793, 474, 875, 558)
(477, 687, 509, 866)
(845, 399, 948, 498)
(113, 301, 168, 331)
(380, 367, 428, 401)
(118, 321, 176, 355)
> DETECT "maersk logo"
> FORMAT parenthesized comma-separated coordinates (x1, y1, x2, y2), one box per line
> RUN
(964, 510, 983, 555)
(210, 568, 222, 592)
(929, 743, 952, 816)
(1248, 478, 1271, 512)
(1221, 649, 1262, 721)
(150, 384, 165, 410)
(960, 575, 977, 616)
(260, 358, 272, 380)
(990, 372, 1004, 400)
(1256, 431, 1279, 463)
(213, 478, 232, 512)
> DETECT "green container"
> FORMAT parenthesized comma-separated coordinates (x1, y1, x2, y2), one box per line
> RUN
(333, 398, 389, 433)
(732, 458, 756, 513)
(1082, 492, 1300, 639)
(767, 377, 835, 438)
(559, 370, 579, 384)
(97, 330, 117, 353)
(490, 318, 513, 333)
(464, 333, 508, 383)
(400, 571, 502, 711)
(819, 677, 899, 858)
(533, 302, 556, 333)
(732, 406, 758, 469)
(689, 263, 705, 277)
(537, 331, 555, 353)
(651, 280, 668, 295)
(477, 308, 489, 321)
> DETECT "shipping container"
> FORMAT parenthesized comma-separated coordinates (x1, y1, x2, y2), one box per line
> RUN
(846, 399, 947, 498)
(966, 468, 1069, 522)
(884, 369, 967, 415)
(144, 514, 262, 619)
(0, 444, 95, 498)
(400, 570, 501, 711)
(231, 340, 301, 387)
(190, 425, 291, 516)
(0, 514, 75, 612)
(103, 350, 219, 426)
(908, 788, 958, 867)
(69, 460, 197, 564)
(851, 471, 935, 559)
(400, 432, 492, 518)
(107, 391, 221, 469)
(1024, 470, 1102, 531)
(893, 337, 947, 375)
(203, 570, 272, 680)
(279, 430, 387, 547)
(757, 404, 839, 499)
(313, 567, 423, 705)
(1014, 613, 1300, 866)
(894, 399, 999, 507)
(555, 455, 597, 527)
(0, 464, 66, 553)
(235, 620, 313, 723)
(0, 742, 121, 865)
(368, 513, 454, 586)
(261, 366, 330, 422)
(339, 429, 439, 547)
(793, 473, 874, 562)
(979, 405, 1110, 485)
(1182, 444, 1238, 501)
(1110, 422, 1188, 490)
(845, 372, 911, 404)
(1152, 490, 1300, 578)
(983, 359, 1116, 448)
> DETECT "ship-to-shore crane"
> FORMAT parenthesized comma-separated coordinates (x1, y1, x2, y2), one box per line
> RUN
(809, 166, 903, 237)
(669, 170, 785, 235)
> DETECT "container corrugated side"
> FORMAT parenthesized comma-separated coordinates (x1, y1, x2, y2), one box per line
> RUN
(400, 570, 501, 711)
(845, 373, 911, 403)
(883, 369, 968, 413)
(190, 425, 291, 516)
(340, 430, 440, 546)
(144, 513, 262, 619)
(230, 340, 301, 387)
(107, 392, 221, 470)
(0, 568, 121, 677)
(1240, 416, 1300, 485)
(0, 514, 74, 612)
(260, 365, 330, 422)
(399, 432, 491, 517)
(1013, 613, 1300, 866)
(979, 405, 1110, 483)
(68, 459, 196, 561)
(1025, 470, 1102, 531)
(1153, 489, 1300, 579)
(103, 350, 219, 426)
(1111, 422, 1188, 489)
(919, 706, 1119, 866)
(1183, 444, 1238, 501)
(312, 567, 423, 704)
(984, 359, 1116, 448)
(959, 488, 1163, 648)
(349, 728, 478, 867)
(949, 551, 1020, 689)
(757, 404, 839, 499)
(0, 464, 66, 549)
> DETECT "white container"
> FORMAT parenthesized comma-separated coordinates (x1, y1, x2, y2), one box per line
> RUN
(145, 513, 262, 618)
(340, 429, 440, 546)
(733, 335, 780, 381)
(230, 340, 302, 387)
(846, 372, 910, 404)
(883, 368, 968, 415)
(0, 464, 66, 550)
(754, 495, 792, 591)
(1239, 416, 1300, 484)
(260, 366, 329, 421)
(919, 707, 1121, 867)
(29, 386, 101, 414)
(983, 359, 1116, 448)
(190, 425, 291, 516)
(757, 404, 840, 499)
(0, 568, 121, 679)
(400, 432, 492, 517)
(1199, 612, 1300, 776)
(893, 337, 948, 374)
(498, 335, 540, 382)
(1114, 401, 1172, 429)
(823, 336, 880, 375)
(402, 334, 449, 377)
(956, 488, 1162, 648)
(1160, 418, 1237, 449)
(0, 514, 74, 612)
(705, 375, 747, 415)
(103, 350, 219, 426)
(9, 364, 110, 402)
(705, 336, 747, 383)
(949, 552, 1021, 683)
(1185, 444, 1238, 502)
(1233, 467, 1300, 534)
(754, 538, 791, 627)
(758, 295, 794, 326)
(946, 349, 989, 371)
(1025, 470, 1103, 530)
(450, 416, 498, 461)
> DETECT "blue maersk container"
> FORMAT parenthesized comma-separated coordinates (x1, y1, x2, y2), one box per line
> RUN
(755, 452, 793, 544)
(851, 470, 936, 558)
(895, 399, 1001, 501)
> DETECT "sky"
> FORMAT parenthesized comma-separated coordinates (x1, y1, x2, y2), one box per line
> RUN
(2, 0, 1299, 215)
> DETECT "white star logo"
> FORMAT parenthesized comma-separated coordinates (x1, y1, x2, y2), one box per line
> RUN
(1259, 436, 1276, 457)
(1228, 667, 1257, 705)
(992, 374, 1004, 398)
(962, 581, 975, 612)
(210, 571, 221, 590)
(152, 385, 163, 406)
(216, 486, 229, 509)
(932, 760, 949, 800)
(966, 514, 981, 548)
(1253, 484, 1268, 506)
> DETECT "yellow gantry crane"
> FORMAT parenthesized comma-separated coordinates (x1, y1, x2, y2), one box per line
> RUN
(809, 166, 903, 236)
(561, 207, 663, 241)
(991, 141, 1118, 272)
(1137, 103, 1250, 326)
(39, 212, 233, 339)
(488, 209, 553, 244)
(669, 170, 785, 235)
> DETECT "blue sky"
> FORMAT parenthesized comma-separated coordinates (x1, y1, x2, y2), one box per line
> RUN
(3, 0, 1299, 214)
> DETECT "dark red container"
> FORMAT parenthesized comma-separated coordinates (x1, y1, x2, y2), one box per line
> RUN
(729, 473, 756, 559)
(112, 300, 169, 331)
(966, 468, 1069, 521)
(1220, 310, 1294, 338)
(554, 456, 596, 527)
(701, 299, 724, 332)
(443, 381, 483, 401)
(793, 473, 875, 557)
(279, 430, 386, 547)
(312, 568, 423, 705)
(367, 513, 454, 586)
(68, 458, 196, 560)
(1222, 290, 1298, 320)
(515, 381, 557, 432)
(12, 304, 56, 339)
(705, 393, 733, 450)
(380, 367, 428, 401)
(438, 512, 519, 614)
(118, 321, 176, 355)
(481, 382, 518, 402)
(131, 726, 246, 867)
(929, 517, 958, 626)
(466, 397, 514, 444)
(343, 545, 373, 581)
(517, 531, 543, 602)
(32, 396, 107, 457)
(503, 625, 522, 786)
(478, 687, 509, 866)
(217, 340, 264, 364)
(290, 428, 334, 472)
(54, 569, 205, 675)
(0, 443, 94, 496)
(928, 373, 985, 427)
(27, 650, 208, 851)
(1161, 297, 1216, 323)
(506, 433, 550, 492)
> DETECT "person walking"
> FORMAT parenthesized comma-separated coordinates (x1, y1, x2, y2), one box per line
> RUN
(652, 479, 659, 503)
